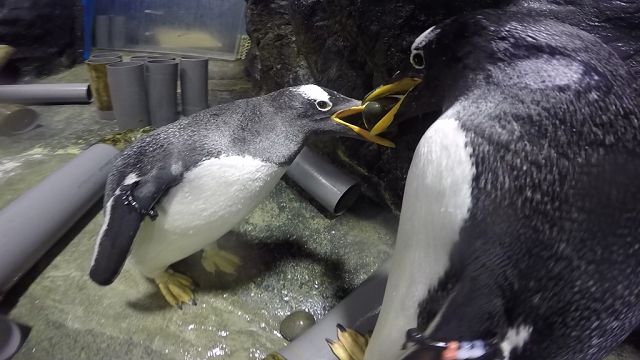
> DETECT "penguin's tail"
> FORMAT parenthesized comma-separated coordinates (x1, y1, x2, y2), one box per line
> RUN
(89, 185, 143, 286)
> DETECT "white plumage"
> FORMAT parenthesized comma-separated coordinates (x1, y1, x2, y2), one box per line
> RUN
(122, 155, 285, 278)
(365, 115, 475, 360)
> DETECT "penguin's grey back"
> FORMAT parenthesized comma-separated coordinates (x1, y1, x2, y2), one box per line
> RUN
(105, 93, 300, 202)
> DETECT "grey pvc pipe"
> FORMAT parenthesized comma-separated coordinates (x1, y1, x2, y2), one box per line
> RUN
(286, 147, 361, 215)
(146, 59, 179, 127)
(110, 16, 126, 48)
(129, 55, 149, 62)
(90, 52, 123, 61)
(107, 61, 150, 130)
(0, 144, 120, 296)
(277, 261, 390, 359)
(0, 83, 92, 105)
(94, 15, 110, 48)
(0, 104, 39, 136)
(179, 55, 209, 116)
(0, 315, 23, 360)
(86, 57, 121, 120)
(146, 55, 176, 61)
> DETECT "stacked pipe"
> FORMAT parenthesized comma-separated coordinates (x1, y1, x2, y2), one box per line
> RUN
(96, 53, 209, 130)
(94, 15, 126, 49)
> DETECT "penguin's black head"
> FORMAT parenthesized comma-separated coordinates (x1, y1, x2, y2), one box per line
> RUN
(361, 9, 611, 135)
(278, 84, 395, 147)
(357, 21, 457, 136)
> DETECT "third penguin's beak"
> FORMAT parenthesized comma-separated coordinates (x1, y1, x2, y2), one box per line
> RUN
(362, 77, 422, 135)
(330, 77, 421, 148)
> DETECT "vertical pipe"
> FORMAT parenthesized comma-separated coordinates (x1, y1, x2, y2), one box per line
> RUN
(90, 52, 122, 61)
(94, 15, 110, 48)
(107, 61, 150, 130)
(146, 55, 176, 61)
(86, 57, 121, 120)
(179, 55, 209, 116)
(145, 59, 179, 128)
(129, 55, 149, 62)
(110, 15, 126, 48)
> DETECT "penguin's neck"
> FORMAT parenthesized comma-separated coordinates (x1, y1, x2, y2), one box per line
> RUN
(226, 106, 307, 166)
(427, 274, 507, 344)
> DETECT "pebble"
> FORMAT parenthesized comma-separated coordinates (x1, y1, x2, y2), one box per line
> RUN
(279, 310, 316, 341)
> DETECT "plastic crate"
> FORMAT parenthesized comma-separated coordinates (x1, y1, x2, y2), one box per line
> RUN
(89, 0, 246, 60)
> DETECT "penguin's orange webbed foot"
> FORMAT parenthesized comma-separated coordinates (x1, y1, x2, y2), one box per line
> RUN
(327, 324, 369, 360)
(201, 246, 242, 275)
(154, 269, 196, 309)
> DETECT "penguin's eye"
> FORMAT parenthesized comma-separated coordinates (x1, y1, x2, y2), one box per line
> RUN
(315, 100, 332, 111)
(410, 50, 425, 69)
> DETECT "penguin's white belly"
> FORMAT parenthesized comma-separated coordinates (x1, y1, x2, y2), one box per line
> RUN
(129, 155, 286, 278)
(365, 115, 474, 360)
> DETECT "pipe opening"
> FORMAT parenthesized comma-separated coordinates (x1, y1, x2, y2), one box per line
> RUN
(107, 61, 144, 69)
(86, 57, 121, 65)
(146, 59, 179, 65)
(86, 85, 93, 101)
(90, 52, 122, 59)
(145, 55, 176, 61)
(333, 183, 361, 215)
(0, 107, 38, 135)
(180, 55, 208, 61)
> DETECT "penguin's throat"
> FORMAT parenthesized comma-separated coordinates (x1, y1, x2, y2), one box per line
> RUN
(402, 330, 497, 360)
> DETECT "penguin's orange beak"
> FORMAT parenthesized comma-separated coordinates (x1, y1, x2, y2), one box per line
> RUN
(330, 106, 396, 148)
(330, 77, 421, 148)
(362, 77, 422, 135)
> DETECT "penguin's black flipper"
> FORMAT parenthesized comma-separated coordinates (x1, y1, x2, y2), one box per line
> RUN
(90, 168, 183, 286)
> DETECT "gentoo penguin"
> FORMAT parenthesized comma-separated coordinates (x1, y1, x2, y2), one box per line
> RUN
(89, 84, 391, 307)
(329, 9, 640, 360)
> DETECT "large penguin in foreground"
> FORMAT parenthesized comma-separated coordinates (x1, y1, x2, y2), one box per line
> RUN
(89, 85, 390, 307)
(330, 9, 640, 360)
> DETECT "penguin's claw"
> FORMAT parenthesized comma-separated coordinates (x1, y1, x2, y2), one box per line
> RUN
(155, 269, 196, 308)
(201, 248, 242, 275)
(327, 324, 369, 360)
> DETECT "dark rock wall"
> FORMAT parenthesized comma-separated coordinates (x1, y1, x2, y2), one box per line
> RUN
(246, 0, 640, 97)
(244, 0, 314, 92)
(245, 0, 640, 212)
(246, 0, 512, 98)
(0, 0, 80, 81)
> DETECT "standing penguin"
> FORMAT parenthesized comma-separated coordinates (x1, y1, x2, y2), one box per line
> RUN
(89, 84, 392, 307)
(329, 9, 640, 360)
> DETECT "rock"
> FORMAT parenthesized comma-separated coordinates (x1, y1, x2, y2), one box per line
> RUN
(279, 310, 316, 341)
(244, 0, 314, 94)
(0, 0, 79, 81)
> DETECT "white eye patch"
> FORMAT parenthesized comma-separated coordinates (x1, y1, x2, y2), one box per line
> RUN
(410, 26, 439, 69)
(296, 84, 333, 111)
(411, 26, 440, 51)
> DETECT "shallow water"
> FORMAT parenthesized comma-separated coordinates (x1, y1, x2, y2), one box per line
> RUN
(0, 59, 396, 359)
